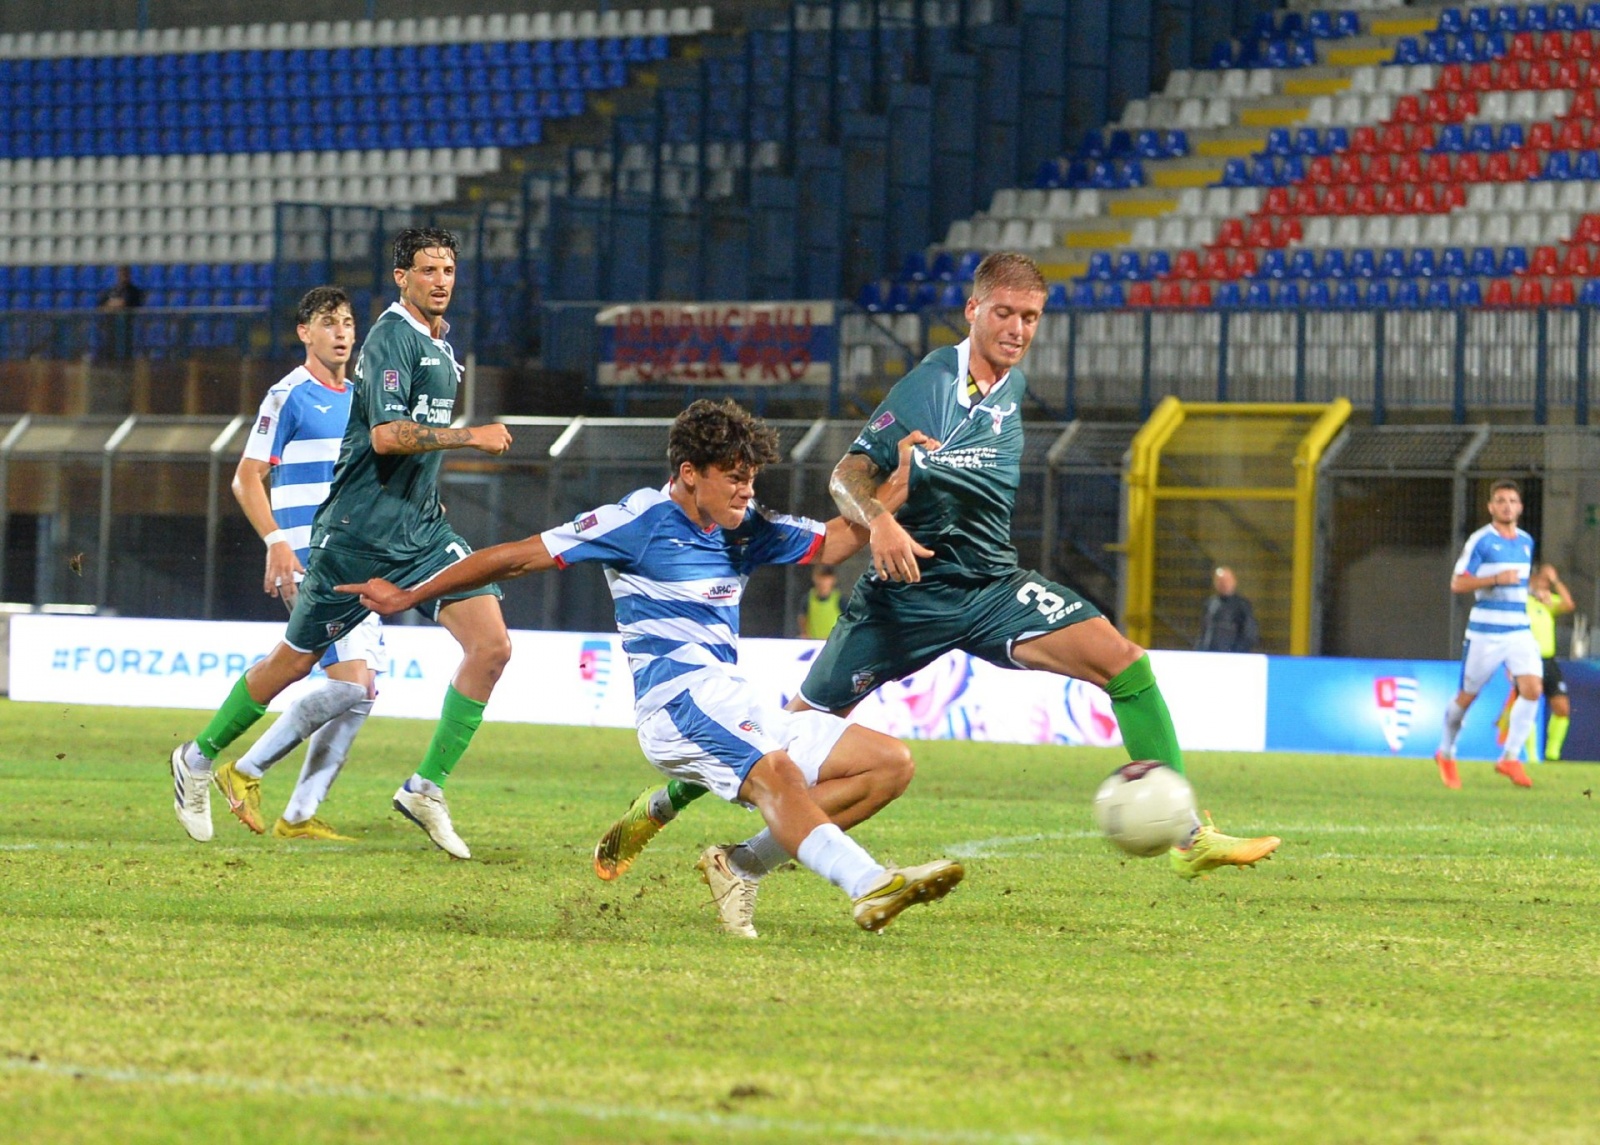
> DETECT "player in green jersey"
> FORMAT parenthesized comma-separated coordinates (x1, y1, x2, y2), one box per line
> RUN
(595, 252, 1281, 884)
(168, 228, 514, 860)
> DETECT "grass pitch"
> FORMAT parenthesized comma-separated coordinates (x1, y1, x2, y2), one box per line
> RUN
(2, 698, 1599, 1144)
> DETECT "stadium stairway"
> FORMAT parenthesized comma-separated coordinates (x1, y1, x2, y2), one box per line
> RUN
(877, 0, 1600, 313)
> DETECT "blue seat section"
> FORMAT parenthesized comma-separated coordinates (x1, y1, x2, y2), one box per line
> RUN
(0, 264, 273, 310)
(0, 36, 666, 157)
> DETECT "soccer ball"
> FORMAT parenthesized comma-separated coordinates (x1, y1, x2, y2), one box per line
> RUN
(1093, 761, 1196, 858)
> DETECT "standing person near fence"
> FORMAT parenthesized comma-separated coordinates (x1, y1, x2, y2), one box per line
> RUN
(168, 229, 515, 858)
(1196, 566, 1259, 653)
(215, 286, 381, 842)
(1435, 480, 1540, 789)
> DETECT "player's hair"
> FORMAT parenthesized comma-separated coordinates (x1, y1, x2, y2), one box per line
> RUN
(668, 399, 781, 474)
(393, 227, 460, 271)
(1490, 478, 1521, 497)
(295, 285, 351, 327)
(971, 251, 1048, 301)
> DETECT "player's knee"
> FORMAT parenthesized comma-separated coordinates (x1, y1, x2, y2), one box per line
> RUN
(472, 631, 513, 675)
(879, 739, 915, 797)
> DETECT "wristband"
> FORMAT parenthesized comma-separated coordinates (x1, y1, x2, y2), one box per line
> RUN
(263, 530, 288, 549)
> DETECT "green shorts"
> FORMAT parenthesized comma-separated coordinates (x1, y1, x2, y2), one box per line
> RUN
(797, 568, 1102, 712)
(283, 526, 502, 655)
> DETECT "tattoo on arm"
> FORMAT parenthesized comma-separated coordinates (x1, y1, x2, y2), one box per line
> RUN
(387, 421, 474, 453)
(830, 453, 888, 527)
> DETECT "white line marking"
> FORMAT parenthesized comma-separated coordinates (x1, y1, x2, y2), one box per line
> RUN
(0, 1057, 1087, 1145)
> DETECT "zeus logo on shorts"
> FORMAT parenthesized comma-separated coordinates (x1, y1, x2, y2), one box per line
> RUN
(382, 369, 400, 392)
(1017, 582, 1081, 625)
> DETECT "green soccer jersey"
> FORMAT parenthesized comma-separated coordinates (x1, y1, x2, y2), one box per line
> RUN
(313, 302, 464, 556)
(849, 340, 1025, 579)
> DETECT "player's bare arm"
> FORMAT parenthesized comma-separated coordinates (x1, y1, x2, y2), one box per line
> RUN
(1451, 569, 1520, 593)
(231, 455, 302, 601)
(337, 535, 556, 615)
(371, 420, 513, 456)
(830, 432, 937, 583)
(816, 431, 941, 564)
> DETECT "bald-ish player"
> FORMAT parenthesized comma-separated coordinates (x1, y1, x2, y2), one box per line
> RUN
(1435, 480, 1540, 789)
(168, 228, 515, 857)
(594, 251, 1281, 887)
(217, 286, 381, 841)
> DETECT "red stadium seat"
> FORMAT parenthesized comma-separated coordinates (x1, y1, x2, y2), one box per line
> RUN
(1351, 184, 1379, 213)
(1380, 124, 1410, 154)
(1456, 152, 1484, 182)
(1556, 59, 1587, 88)
(1277, 218, 1302, 245)
(1393, 95, 1422, 124)
(1540, 31, 1567, 61)
(1562, 244, 1593, 275)
(1488, 279, 1514, 306)
(1335, 153, 1366, 184)
(1395, 153, 1423, 183)
(1232, 250, 1259, 277)
(1577, 214, 1600, 243)
(1516, 149, 1545, 179)
(1380, 184, 1409, 213)
(1529, 122, 1556, 150)
(1190, 281, 1213, 306)
(1263, 186, 1291, 215)
(1426, 152, 1456, 183)
(1493, 59, 1524, 88)
(1572, 89, 1599, 118)
(1127, 281, 1154, 307)
(1467, 62, 1495, 91)
(1424, 92, 1454, 123)
(1307, 155, 1334, 185)
(1290, 186, 1321, 215)
(1440, 64, 1466, 92)
(1516, 278, 1545, 305)
(1510, 32, 1537, 62)
(1368, 154, 1396, 184)
(1203, 248, 1234, 278)
(1216, 218, 1246, 249)
(1550, 277, 1576, 306)
(1531, 246, 1561, 275)
(1486, 151, 1515, 181)
(1157, 281, 1185, 307)
(1350, 126, 1380, 155)
(1411, 184, 1440, 213)
(1528, 60, 1555, 89)
(1442, 182, 1467, 210)
(1324, 185, 1353, 214)
(1411, 123, 1437, 149)
(1574, 30, 1596, 59)
(1247, 217, 1276, 247)
(1171, 249, 1201, 280)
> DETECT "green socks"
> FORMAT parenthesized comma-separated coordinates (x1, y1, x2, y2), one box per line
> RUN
(1104, 654, 1185, 775)
(414, 685, 487, 787)
(667, 779, 707, 812)
(1546, 714, 1570, 761)
(196, 674, 269, 762)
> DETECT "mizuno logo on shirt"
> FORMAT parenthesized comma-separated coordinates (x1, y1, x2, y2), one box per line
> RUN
(313, 403, 332, 413)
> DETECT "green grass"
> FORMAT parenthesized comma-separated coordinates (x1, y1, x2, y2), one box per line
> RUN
(2, 697, 1600, 1144)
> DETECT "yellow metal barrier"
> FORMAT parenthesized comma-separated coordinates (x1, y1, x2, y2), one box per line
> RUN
(1123, 398, 1351, 655)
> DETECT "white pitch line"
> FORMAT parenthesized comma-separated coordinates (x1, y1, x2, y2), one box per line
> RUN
(1, 1057, 1089, 1145)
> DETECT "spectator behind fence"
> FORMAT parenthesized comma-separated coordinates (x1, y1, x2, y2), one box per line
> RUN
(1197, 566, 1259, 653)
(799, 563, 842, 639)
(98, 265, 146, 310)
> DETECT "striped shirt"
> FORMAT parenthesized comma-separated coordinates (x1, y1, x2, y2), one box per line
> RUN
(541, 486, 825, 713)
(1454, 523, 1534, 635)
(240, 366, 353, 564)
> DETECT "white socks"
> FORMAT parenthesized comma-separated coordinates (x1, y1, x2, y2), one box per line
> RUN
(647, 787, 678, 823)
(282, 699, 372, 823)
(237, 681, 368, 779)
(1439, 699, 1468, 755)
(182, 742, 212, 771)
(795, 823, 885, 899)
(1502, 696, 1539, 762)
(729, 829, 791, 880)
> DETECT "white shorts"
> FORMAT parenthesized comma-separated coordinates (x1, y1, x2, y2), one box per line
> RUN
(1460, 628, 1542, 694)
(635, 671, 851, 803)
(318, 612, 386, 675)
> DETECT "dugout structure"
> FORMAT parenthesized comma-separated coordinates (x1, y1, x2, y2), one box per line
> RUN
(1121, 398, 1352, 656)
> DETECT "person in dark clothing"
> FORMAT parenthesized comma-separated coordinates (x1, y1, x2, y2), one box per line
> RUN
(98, 265, 146, 310)
(98, 265, 145, 361)
(1197, 566, 1259, 652)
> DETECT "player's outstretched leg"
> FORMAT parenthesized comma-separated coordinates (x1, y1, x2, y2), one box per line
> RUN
(696, 844, 759, 938)
(1169, 812, 1282, 880)
(274, 698, 371, 841)
(738, 751, 962, 934)
(1436, 693, 1469, 788)
(1496, 686, 1540, 788)
(593, 780, 708, 880)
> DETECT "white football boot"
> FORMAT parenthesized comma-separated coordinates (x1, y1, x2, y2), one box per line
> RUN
(169, 742, 214, 842)
(392, 783, 471, 859)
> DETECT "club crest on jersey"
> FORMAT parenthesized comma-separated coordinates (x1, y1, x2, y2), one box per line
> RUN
(739, 719, 762, 735)
(382, 369, 400, 392)
(325, 622, 345, 639)
(979, 401, 1017, 434)
(869, 411, 896, 432)
(851, 670, 876, 695)
(255, 415, 272, 434)
(575, 513, 598, 532)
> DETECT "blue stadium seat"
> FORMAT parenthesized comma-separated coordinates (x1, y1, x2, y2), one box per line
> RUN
(1278, 281, 1301, 307)
(1458, 280, 1484, 305)
(1494, 6, 1520, 32)
(1246, 280, 1274, 306)
(1265, 127, 1294, 156)
(1101, 283, 1125, 306)
(1577, 151, 1600, 180)
(1069, 281, 1098, 307)
(1350, 249, 1377, 279)
(1366, 281, 1392, 307)
(1468, 7, 1494, 34)
(1045, 283, 1069, 311)
(1289, 249, 1318, 278)
(1076, 130, 1106, 159)
(1410, 249, 1436, 277)
(1435, 124, 1467, 152)
(1114, 251, 1144, 280)
(1306, 280, 1332, 307)
(1215, 281, 1242, 308)
(1294, 127, 1324, 155)
(1220, 158, 1250, 187)
(1440, 247, 1468, 277)
(1500, 246, 1529, 276)
(1322, 249, 1348, 279)
(929, 252, 957, 282)
(1165, 130, 1190, 157)
(1249, 156, 1279, 185)
(1260, 250, 1288, 279)
(1392, 37, 1422, 65)
(1525, 5, 1550, 31)
(1395, 279, 1423, 308)
(1585, 2, 1600, 30)
(1145, 250, 1172, 278)
(955, 251, 983, 281)
(1545, 152, 1573, 180)
(939, 282, 967, 308)
(1469, 246, 1498, 277)
(857, 281, 886, 311)
(1086, 252, 1114, 282)
(1427, 279, 1455, 307)
(1582, 279, 1600, 305)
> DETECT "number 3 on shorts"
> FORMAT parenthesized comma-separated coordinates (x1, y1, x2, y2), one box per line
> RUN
(1017, 580, 1073, 623)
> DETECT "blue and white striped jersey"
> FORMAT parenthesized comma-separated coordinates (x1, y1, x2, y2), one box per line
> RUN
(1454, 523, 1534, 635)
(541, 487, 825, 711)
(240, 366, 353, 564)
